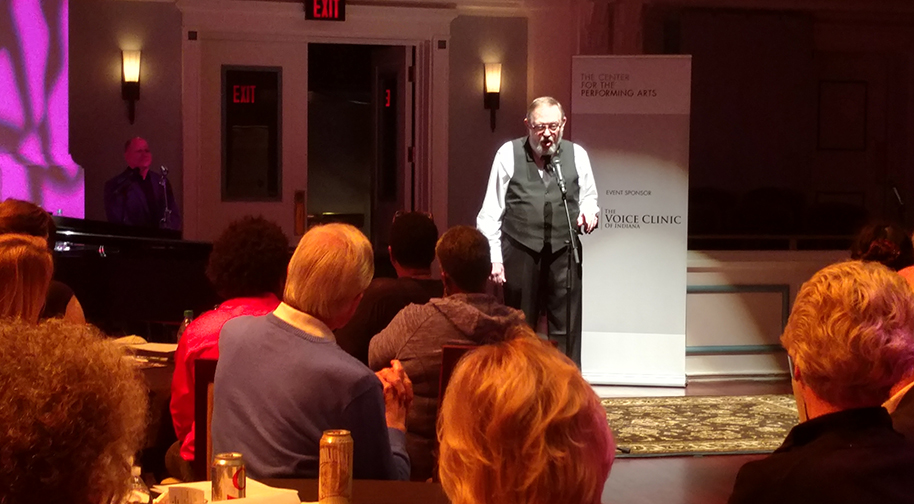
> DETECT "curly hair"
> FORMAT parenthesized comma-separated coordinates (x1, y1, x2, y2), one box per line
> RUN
(206, 216, 290, 299)
(436, 226, 491, 293)
(389, 212, 438, 269)
(284, 223, 373, 321)
(437, 327, 615, 504)
(849, 221, 914, 271)
(0, 234, 53, 323)
(0, 320, 147, 504)
(782, 260, 914, 409)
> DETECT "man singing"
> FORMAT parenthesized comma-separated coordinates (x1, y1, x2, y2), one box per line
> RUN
(476, 96, 599, 367)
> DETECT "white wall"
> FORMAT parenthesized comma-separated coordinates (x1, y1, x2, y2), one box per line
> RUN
(685, 249, 847, 378)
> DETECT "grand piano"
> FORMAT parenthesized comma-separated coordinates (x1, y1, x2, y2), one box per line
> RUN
(52, 217, 219, 341)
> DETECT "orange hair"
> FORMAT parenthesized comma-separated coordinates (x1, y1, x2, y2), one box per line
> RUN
(0, 234, 53, 323)
(437, 327, 615, 504)
(783, 260, 914, 408)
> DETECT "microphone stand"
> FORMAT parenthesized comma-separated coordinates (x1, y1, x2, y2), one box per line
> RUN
(159, 165, 173, 229)
(548, 155, 580, 363)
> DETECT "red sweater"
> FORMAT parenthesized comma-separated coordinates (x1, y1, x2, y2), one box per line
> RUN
(170, 293, 280, 461)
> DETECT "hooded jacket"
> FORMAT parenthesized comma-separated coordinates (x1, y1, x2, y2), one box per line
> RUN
(368, 292, 526, 481)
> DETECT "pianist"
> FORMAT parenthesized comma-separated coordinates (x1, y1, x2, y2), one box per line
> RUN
(104, 137, 181, 231)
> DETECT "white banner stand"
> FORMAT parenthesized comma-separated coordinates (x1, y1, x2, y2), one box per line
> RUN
(573, 55, 692, 386)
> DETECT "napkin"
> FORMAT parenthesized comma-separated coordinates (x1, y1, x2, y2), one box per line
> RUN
(152, 479, 303, 504)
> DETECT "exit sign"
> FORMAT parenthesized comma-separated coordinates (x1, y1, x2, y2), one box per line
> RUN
(305, 0, 345, 21)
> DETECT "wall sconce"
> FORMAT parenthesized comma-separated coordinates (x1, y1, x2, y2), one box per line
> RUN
(484, 63, 501, 132)
(122, 50, 141, 124)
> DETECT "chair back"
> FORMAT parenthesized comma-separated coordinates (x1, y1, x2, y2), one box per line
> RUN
(193, 358, 218, 481)
(437, 344, 479, 414)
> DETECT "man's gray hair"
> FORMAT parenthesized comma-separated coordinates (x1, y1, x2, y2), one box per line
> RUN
(526, 97, 565, 121)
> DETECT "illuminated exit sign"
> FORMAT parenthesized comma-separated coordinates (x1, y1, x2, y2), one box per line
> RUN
(304, 0, 345, 21)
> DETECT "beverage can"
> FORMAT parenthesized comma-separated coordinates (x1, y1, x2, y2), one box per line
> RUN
(212, 452, 246, 501)
(319, 429, 354, 504)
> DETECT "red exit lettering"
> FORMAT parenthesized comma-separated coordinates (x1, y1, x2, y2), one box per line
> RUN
(313, 0, 341, 19)
(232, 85, 256, 104)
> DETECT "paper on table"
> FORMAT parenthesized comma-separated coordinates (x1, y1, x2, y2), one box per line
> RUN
(152, 479, 301, 504)
(130, 342, 179, 353)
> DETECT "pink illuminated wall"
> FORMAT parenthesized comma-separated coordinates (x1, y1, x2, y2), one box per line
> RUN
(0, 0, 83, 217)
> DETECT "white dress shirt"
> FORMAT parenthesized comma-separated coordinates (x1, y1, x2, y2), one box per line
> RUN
(476, 140, 600, 263)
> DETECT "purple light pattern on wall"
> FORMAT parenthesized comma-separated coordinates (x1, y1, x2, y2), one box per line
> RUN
(0, 0, 84, 217)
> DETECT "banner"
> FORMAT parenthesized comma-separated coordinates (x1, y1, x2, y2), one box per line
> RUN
(573, 56, 691, 386)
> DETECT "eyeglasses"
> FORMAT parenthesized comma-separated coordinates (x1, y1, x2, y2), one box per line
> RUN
(529, 122, 563, 133)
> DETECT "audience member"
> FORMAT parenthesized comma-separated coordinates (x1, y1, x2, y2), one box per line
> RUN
(211, 223, 412, 480)
(168, 216, 289, 480)
(850, 220, 914, 272)
(336, 211, 442, 364)
(104, 137, 181, 230)
(728, 260, 914, 504)
(0, 319, 147, 504)
(0, 198, 85, 323)
(0, 234, 53, 323)
(369, 225, 526, 480)
(437, 330, 615, 504)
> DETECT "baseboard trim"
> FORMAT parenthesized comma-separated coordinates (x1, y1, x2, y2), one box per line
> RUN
(584, 372, 687, 387)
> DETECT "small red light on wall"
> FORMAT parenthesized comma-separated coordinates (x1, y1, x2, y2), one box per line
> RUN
(385, 89, 391, 108)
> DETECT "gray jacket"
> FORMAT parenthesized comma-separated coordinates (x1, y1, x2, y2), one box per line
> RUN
(368, 293, 526, 481)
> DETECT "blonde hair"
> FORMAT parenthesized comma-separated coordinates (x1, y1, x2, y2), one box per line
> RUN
(283, 223, 373, 321)
(782, 260, 914, 408)
(0, 234, 53, 323)
(0, 320, 147, 504)
(437, 327, 614, 504)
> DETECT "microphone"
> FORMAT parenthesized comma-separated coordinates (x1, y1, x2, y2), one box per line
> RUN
(891, 183, 904, 206)
(549, 156, 567, 196)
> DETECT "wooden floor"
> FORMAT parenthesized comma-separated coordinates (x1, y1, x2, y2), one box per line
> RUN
(598, 379, 792, 504)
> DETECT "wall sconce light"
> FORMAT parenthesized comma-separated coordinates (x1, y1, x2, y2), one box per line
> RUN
(484, 63, 501, 132)
(122, 50, 141, 124)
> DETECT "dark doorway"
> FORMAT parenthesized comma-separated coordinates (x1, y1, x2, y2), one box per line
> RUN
(307, 43, 413, 267)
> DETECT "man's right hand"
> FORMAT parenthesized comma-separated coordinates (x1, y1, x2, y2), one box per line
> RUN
(490, 262, 506, 285)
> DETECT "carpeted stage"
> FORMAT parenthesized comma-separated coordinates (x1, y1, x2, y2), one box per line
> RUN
(603, 394, 799, 457)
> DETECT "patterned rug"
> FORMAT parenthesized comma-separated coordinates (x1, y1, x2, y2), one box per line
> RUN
(602, 394, 799, 457)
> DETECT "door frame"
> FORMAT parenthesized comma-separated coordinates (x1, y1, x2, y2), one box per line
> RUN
(178, 0, 455, 241)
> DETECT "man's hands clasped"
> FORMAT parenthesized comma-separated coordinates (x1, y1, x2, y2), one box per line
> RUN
(375, 359, 413, 432)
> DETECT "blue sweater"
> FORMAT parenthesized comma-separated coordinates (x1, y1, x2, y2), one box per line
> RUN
(211, 314, 410, 480)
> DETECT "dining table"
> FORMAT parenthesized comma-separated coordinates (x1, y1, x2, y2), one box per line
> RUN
(261, 478, 451, 504)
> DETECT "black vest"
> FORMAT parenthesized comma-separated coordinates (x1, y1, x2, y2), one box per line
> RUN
(502, 138, 580, 252)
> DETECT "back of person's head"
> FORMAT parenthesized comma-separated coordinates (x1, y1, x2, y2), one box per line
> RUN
(438, 326, 615, 504)
(0, 234, 53, 323)
(284, 223, 373, 321)
(850, 221, 914, 271)
(436, 226, 491, 293)
(0, 198, 56, 242)
(389, 211, 438, 270)
(782, 260, 914, 409)
(207, 216, 290, 299)
(0, 319, 147, 504)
